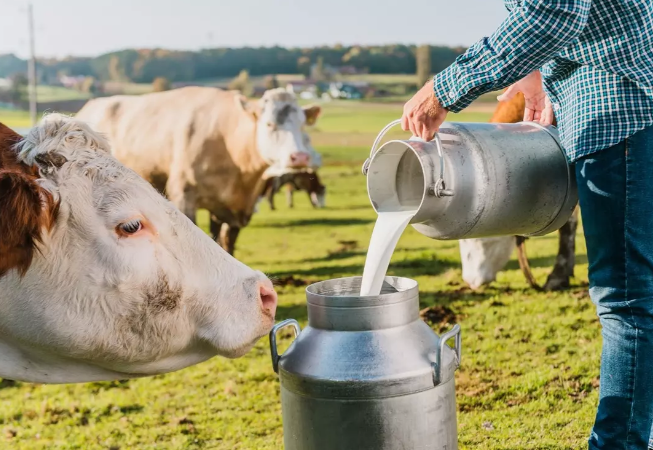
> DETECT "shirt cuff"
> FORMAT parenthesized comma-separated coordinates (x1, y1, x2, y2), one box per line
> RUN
(433, 65, 476, 113)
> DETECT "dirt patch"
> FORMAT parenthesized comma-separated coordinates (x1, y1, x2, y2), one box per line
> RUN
(328, 240, 359, 256)
(273, 276, 309, 287)
(0, 379, 18, 389)
(420, 305, 457, 330)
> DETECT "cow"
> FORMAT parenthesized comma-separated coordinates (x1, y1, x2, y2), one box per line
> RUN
(258, 127, 326, 210)
(0, 115, 277, 384)
(76, 87, 322, 256)
(459, 93, 580, 291)
(261, 170, 327, 210)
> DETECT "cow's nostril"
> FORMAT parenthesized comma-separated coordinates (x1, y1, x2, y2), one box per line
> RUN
(259, 283, 278, 317)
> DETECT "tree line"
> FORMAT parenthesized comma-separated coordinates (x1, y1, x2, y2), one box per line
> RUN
(0, 45, 465, 84)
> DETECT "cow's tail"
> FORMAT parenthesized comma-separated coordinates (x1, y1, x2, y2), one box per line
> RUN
(515, 236, 543, 291)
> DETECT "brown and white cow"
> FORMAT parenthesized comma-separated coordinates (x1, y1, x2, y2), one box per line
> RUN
(459, 93, 579, 291)
(76, 87, 321, 255)
(260, 170, 327, 210)
(0, 115, 277, 384)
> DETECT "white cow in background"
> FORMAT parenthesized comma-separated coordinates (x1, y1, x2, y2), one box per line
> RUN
(459, 237, 516, 289)
(76, 87, 322, 256)
(0, 116, 277, 384)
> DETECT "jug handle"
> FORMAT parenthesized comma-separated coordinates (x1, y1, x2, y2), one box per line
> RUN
(269, 319, 302, 374)
(434, 323, 462, 385)
(362, 119, 454, 198)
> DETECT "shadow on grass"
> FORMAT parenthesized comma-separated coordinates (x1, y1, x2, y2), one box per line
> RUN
(0, 379, 19, 390)
(302, 246, 443, 263)
(505, 253, 588, 271)
(268, 256, 458, 280)
(254, 217, 373, 229)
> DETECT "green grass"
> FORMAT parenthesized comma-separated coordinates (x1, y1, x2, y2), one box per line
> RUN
(0, 99, 598, 450)
(35, 86, 91, 103)
(0, 108, 74, 131)
(0, 108, 34, 129)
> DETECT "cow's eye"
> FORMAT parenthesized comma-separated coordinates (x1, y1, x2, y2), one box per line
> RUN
(117, 219, 142, 236)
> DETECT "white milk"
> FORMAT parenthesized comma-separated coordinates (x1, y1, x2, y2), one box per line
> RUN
(360, 210, 416, 296)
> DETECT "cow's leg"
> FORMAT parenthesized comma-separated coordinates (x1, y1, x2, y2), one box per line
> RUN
(267, 184, 276, 211)
(166, 175, 197, 224)
(209, 214, 222, 242)
(263, 178, 278, 211)
(543, 207, 580, 291)
(286, 183, 295, 208)
(220, 224, 241, 256)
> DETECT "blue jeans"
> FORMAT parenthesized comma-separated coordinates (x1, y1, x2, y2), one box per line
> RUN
(576, 124, 653, 450)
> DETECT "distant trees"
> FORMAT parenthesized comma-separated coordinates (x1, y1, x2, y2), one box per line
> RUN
(152, 76, 171, 92)
(0, 45, 467, 85)
(416, 45, 431, 87)
(9, 73, 28, 103)
(264, 75, 279, 90)
(79, 76, 99, 95)
(312, 56, 327, 82)
(297, 56, 311, 79)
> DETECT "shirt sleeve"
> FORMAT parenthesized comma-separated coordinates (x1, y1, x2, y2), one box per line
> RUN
(433, 0, 592, 112)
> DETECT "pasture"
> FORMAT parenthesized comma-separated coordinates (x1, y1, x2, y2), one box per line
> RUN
(0, 101, 599, 450)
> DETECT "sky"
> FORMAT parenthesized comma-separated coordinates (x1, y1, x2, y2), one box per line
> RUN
(0, 0, 508, 59)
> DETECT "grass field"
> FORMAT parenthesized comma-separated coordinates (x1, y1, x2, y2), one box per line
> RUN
(0, 99, 599, 450)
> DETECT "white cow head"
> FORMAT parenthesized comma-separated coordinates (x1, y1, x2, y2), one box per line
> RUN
(459, 237, 515, 290)
(251, 88, 321, 169)
(0, 115, 277, 384)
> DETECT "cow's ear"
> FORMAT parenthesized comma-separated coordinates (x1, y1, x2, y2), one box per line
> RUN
(0, 171, 58, 277)
(303, 105, 321, 126)
(0, 122, 59, 277)
(0, 123, 22, 151)
(235, 93, 259, 120)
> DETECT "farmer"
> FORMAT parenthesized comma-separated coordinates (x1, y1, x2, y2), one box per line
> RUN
(402, 1, 653, 448)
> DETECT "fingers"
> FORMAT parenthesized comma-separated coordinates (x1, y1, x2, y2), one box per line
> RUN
(497, 84, 518, 102)
(401, 110, 410, 132)
(538, 96, 555, 126)
(421, 124, 434, 141)
(523, 107, 535, 122)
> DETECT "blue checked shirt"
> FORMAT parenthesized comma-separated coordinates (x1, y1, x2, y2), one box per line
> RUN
(433, 0, 653, 162)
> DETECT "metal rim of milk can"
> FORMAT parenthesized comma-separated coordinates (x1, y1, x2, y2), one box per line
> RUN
(361, 119, 454, 198)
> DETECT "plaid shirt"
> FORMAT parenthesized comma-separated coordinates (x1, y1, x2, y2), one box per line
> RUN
(433, 0, 653, 162)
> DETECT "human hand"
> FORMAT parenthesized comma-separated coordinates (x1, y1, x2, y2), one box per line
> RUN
(497, 70, 554, 126)
(401, 79, 449, 141)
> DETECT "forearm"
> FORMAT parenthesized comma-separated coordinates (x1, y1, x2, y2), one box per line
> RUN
(434, 0, 591, 112)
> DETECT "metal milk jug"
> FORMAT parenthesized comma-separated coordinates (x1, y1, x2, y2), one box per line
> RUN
(362, 120, 578, 240)
(269, 276, 461, 450)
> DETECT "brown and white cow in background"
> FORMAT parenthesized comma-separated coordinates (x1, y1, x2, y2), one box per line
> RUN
(0, 116, 277, 384)
(260, 170, 327, 211)
(460, 92, 580, 291)
(259, 128, 326, 211)
(76, 87, 321, 255)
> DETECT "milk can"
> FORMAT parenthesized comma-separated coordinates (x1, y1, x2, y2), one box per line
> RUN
(269, 276, 461, 450)
(362, 120, 578, 240)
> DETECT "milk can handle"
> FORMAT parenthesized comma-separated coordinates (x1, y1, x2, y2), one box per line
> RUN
(362, 119, 453, 198)
(269, 319, 301, 374)
(434, 324, 462, 385)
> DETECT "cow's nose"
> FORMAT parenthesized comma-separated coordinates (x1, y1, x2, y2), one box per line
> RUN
(258, 282, 278, 318)
(289, 152, 310, 167)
